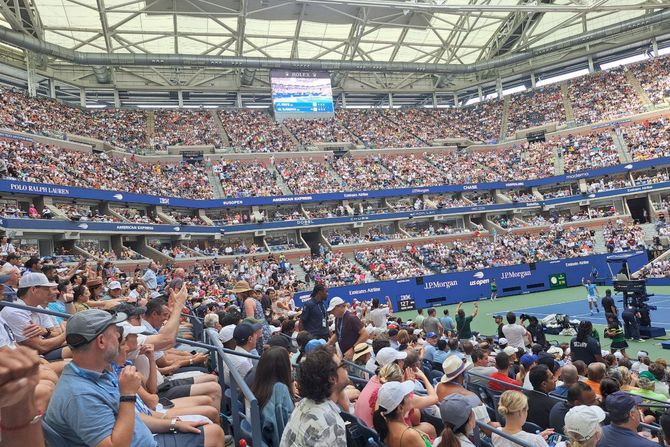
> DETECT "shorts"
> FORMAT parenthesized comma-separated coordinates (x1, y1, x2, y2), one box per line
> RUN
(587, 295, 597, 303)
(155, 431, 205, 447)
(157, 378, 195, 400)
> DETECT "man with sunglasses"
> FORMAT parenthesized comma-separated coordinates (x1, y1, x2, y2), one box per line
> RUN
(45, 309, 226, 447)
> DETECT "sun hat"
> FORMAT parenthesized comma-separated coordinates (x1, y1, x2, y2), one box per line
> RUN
(441, 356, 467, 383)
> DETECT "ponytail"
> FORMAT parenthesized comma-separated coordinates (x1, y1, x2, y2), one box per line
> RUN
(372, 408, 391, 442)
(438, 423, 462, 447)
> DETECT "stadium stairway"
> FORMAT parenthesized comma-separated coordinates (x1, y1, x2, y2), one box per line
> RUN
(146, 110, 155, 147)
(624, 68, 653, 107)
(209, 110, 231, 147)
(500, 96, 510, 140)
(206, 166, 226, 199)
(291, 260, 309, 283)
(325, 161, 346, 185)
(560, 82, 576, 123)
(613, 129, 633, 163)
(593, 230, 607, 254)
(280, 123, 303, 150)
(267, 162, 294, 196)
(553, 147, 565, 175)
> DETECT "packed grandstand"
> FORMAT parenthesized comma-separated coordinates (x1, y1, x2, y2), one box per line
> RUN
(4, 4, 670, 447)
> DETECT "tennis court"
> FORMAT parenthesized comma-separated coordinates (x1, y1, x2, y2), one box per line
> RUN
(395, 284, 670, 360)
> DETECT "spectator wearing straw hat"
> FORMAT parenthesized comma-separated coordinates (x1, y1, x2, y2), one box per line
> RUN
(352, 342, 373, 379)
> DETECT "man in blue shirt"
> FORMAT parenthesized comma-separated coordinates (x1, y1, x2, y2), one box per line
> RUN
(599, 392, 659, 447)
(142, 261, 159, 296)
(45, 309, 225, 447)
(439, 309, 454, 337)
(582, 278, 601, 316)
(299, 283, 330, 340)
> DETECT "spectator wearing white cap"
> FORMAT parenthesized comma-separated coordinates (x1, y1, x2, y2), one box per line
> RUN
(0, 261, 19, 302)
(102, 280, 124, 301)
(563, 405, 606, 447)
(327, 296, 367, 360)
(355, 347, 407, 427)
(372, 381, 432, 447)
(0, 272, 65, 356)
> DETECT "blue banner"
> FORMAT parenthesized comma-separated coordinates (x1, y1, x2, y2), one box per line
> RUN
(3, 181, 670, 234)
(293, 251, 650, 310)
(0, 157, 668, 209)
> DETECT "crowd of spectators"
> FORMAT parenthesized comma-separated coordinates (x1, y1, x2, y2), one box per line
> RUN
(152, 110, 221, 148)
(300, 251, 368, 287)
(410, 225, 595, 274)
(506, 85, 566, 136)
(220, 109, 296, 152)
(331, 155, 405, 191)
(336, 109, 425, 148)
(55, 203, 120, 222)
(568, 68, 645, 124)
(630, 54, 670, 104)
(276, 158, 342, 194)
(112, 207, 161, 224)
(354, 246, 432, 280)
(0, 139, 213, 199)
(213, 159, 283, 198)
(283, 117, 354, 145)
(190, 239, 265, 257)
(623, 118, 670, 161)
(557, 132, 620, 173)
(602, 221, 647, 253)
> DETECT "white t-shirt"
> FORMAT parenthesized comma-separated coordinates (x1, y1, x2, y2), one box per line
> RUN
(502, 324, 528, 349)
(224, 346, 254, 385)
(0, 299, 38, 342)
(0, 313, 17, 349)
(370, 307, 390, 328)
(492, 431, 549, 447)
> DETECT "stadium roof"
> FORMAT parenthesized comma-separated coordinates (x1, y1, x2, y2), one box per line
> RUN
(0, 0, 669, 95)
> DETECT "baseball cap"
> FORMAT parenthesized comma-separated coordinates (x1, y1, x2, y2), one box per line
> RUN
(497, 338, 508, 346)
(376, 347, 408, 367)
(267, 334, 298, 353)
(0, 262, 16, 275)
(503, 346, 517, 357)
(637, 351, 649, 359)
(219, 324, 236, 343)
(605, 391, 643, 420)
(639, 370, 657, 382)
(327, 297, 345, 312)
(233, 322, 262, 344)
(520, 353, 539, 368)
(377, 381, 414, 413)
(117, 322, 146, 339)
(254, 284, 264, 292)
(439, 394, 477, 429)
(426, 332, 438, 339)
(564, 405, 606, 441)
(18, 272, 57, 288)
(305, 338, 327, 353)
(66, 309, 127, 347)
(114, 303, 146, 316)
(108, 281, 122, 290)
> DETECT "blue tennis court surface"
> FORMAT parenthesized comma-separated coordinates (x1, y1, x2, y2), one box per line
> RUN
(511, 293, 670, 328)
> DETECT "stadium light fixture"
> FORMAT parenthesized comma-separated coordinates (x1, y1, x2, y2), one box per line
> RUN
(536, 68, 590, 87)
(600, 53, 649, 70)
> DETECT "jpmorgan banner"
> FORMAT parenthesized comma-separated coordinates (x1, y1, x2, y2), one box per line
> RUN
(293, 251, 649, 310)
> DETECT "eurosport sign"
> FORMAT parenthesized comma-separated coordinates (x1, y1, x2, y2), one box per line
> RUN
(1, 156, 670, 209)
(292, 251, 649, 310)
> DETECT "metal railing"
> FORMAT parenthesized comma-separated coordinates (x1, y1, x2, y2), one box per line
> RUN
(1, 301, 265, 445)
(474, 421, 534, 447)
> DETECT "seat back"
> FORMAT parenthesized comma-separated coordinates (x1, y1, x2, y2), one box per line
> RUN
(522, 421, 544, 434)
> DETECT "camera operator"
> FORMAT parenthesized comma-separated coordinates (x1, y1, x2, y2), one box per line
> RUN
(621, 300, 643, 342)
